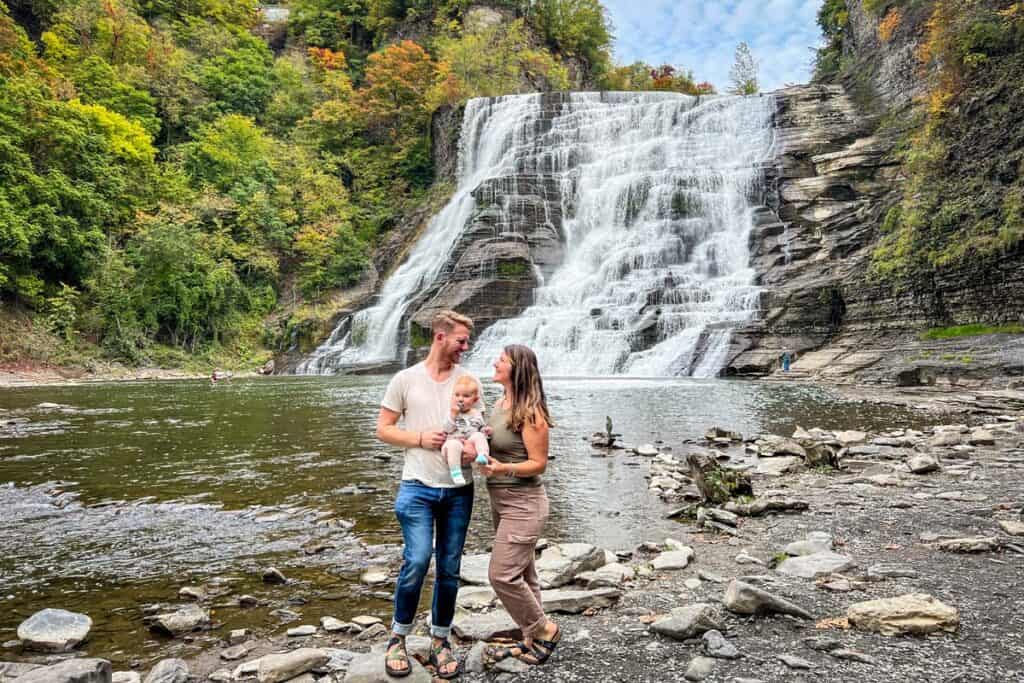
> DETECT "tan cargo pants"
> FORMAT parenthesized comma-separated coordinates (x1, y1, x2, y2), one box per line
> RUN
(486, 484, 550, 637)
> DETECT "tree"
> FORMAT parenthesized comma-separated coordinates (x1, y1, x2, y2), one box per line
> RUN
(728, 41, 758, 95)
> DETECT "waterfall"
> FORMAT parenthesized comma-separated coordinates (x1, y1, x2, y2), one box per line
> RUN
(297, 91, 777, 377)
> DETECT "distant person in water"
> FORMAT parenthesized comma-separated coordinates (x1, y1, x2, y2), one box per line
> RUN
(376, 310, 483, 679)
(442, 375, 492, 485)
(782, 351, 792, 372)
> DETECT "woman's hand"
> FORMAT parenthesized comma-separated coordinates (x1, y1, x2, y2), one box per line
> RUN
(479, 456, 507, 479)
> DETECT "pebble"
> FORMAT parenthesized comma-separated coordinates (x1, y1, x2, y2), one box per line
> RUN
(287, 625, 317, 637)
(683, 656, 716, 681)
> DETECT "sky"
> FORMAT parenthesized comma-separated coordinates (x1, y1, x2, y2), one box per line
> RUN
(602, 0, 824, 92)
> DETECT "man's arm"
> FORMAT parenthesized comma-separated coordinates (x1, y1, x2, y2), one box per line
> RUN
(376, 407, 447, 450)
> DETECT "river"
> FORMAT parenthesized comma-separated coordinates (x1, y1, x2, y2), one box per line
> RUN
(0, 375, 937, 665)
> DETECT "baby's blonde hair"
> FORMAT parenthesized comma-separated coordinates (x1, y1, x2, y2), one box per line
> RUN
(454, 375, 478, 394)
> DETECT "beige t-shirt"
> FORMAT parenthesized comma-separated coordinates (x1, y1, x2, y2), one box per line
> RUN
(381, 362, 484, 487)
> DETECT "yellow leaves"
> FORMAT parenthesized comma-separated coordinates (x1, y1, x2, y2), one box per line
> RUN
(308, 47, 348, 72)
(66, 99, 155, 164)
(878, 7, 902, 43)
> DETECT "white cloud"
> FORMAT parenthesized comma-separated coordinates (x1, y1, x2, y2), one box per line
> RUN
(603, 0, 823, 91)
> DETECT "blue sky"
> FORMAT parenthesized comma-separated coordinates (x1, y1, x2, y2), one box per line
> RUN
(602, 0, 824, 92)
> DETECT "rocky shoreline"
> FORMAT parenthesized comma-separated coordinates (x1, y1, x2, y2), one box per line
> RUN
(5, 403, 1024, 683)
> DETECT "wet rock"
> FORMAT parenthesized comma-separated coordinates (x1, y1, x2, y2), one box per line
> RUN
(360, 569, 389, 585)
(705, 426, 742, 441)
(17, 608, 92, 652)
(758, 435, 807, 457)
(354, 623, 387, 641)
(722, 579, 813, 619)
(756, 456, 801, 476)
(930, 432, 961, 447)
(351, 615, 382, 628)
(776, 552, 854, 579)
(287, 625, 317, 637)
(262, 567, 287, 584)
(452, 610, 521, 641)
(19, 658, 111, 683)
(636, 444, 659, 456)
(238, 595, 259, 607)
(270, 608, 300, 622)
(459, 554, 491, 585)
(650, 604, 723, 640)
(683, 656, 716, 681)
(149, 605, 211, 636)
(541, 588, 621, 613)
(177, 586, 205, 602)
(222, 641, 257, 661)
(999, 520, 1024, 536)
(537, 543, 607, 588)
(907, 454, 940, 474)
(701, 630, 739, 659)
(0, 663, 43, 678)
(968, 429, 995, 445)
(143, 658, 188, 683)
(320, 616, 348, 632)
(112, 673, 142, 683)
(256, 648, 331, 683)
(778, 654, 814, 670)
(228, 629, 249, 644)
(651, 548, 694, 570)
(784, 531, 833, 556)
(847, 593, 959, 635)
(935, 536, 1000, 553)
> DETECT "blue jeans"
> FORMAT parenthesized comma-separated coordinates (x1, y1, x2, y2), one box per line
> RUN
(392, 480, 474, 638)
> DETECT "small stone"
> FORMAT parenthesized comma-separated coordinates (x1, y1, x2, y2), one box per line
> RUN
(262, 567, 287, 584)
(907, 454, 940, 474)
(353, 623, 387, 641)
(684, 578, 702, 590)
(722, 579, 813, 619)
(785, 531, 833, 556)
(651, 548, 694, 570)
(228, 628, 248, 644)
(735, 551, 765, 565)
(350, 615, 383, 627)
(755, 456, 801, 476)
(835, 430, 867, 446)
(650, 604, 723, 640)
(287, 625, 317, 637)
(359, 569, 389, 585)
(935, 491, 988, 502)
(143, 658, 188, 683)
(867, 564, 919, 581)
(177, 586, 205, 602)
(221, 642, 256, 661)
(930, 431, 962, 447)
(776, 552, 854, 579)
(847, 593, 959, 635)
(935, 536, 1000, 553)
(701, 630, 739, 659)
(636, 444, 659, 456)
(778, 654, 813, 670)
(149, 605, 211, 636)
(321, 616, 347, 632)
(540, 588, 622, 614)
(684, 656, 716, 681)
(17, 608, 92, 652)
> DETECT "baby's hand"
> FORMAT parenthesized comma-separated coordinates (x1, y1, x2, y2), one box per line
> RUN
(482, 425, 494, 438)
(449, 394, 463, 416)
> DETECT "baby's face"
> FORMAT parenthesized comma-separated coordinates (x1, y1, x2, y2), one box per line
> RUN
(454, 387, 478, 411)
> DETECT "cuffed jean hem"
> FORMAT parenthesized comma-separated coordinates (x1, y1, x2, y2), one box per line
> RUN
(391, 620, 414, 636)
(429, 623, 452, 638)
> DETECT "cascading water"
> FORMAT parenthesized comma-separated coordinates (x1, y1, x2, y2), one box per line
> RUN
(297, 91, 777, 377)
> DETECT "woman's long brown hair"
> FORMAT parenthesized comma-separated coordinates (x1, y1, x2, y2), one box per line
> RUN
(503, 344, 554, 432)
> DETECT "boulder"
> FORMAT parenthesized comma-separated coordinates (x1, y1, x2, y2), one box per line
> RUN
(776, 552, 854, 579)
(722, 580, 813, 619)
(143, 659, 188, 683)
(17, 608, 92, 652)
(257, 648, 331, 683)
(847, 593, 959, 636)
(149, 605, 211, 636)
(459, 554, 491, 585)
(536, 543, 606, 588)
(651, 548, 694, 570)
(452, 610, 521, 641)
(19, 659, 111, 683)
(342, 652, 432, 683)
(650, 604, 723, 640)
(540, 588, 621, 614)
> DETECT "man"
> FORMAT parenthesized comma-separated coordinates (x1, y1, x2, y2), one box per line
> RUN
(376, 310, 482, 678)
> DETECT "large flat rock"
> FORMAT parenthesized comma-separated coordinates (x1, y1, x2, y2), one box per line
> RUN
(257, 648, 331, 683)
(19, 659, 111, 683)
(17, 608, 92, 652)
(459, 554, 491, 585)
(776, 552, 854, 579)
(540, 588, 621, 614)
(342, 652, 432, 683)
(452, 610, 521, 641)
(847, 593, 959, 636)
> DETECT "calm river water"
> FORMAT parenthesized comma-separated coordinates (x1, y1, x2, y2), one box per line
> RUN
(0, 376, 936, 665)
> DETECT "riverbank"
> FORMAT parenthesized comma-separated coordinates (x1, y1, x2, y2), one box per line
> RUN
(5, 402, 1023, 682)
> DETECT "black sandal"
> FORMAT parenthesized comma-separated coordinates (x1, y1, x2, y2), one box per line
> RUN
(514, 625, 562, 665)
(384, 635, 411, 678)
(483, 641, 530, 667)
(429, 637, 460, 679)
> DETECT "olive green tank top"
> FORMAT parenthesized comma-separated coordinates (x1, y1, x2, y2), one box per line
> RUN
(486, 402, 541, 488)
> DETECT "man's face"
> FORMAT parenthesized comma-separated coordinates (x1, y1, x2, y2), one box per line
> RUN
(439, 324, 471, 364)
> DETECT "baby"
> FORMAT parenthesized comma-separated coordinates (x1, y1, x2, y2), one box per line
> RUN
(443, 375, 492, 485)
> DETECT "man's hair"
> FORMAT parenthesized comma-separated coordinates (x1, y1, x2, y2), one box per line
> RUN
(431, 310, 474, 334)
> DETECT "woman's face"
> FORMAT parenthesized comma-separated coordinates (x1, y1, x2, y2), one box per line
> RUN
(492, 352, 513, 383)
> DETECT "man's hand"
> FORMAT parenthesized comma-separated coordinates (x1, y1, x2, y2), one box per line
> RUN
(421, 430, 447, 450)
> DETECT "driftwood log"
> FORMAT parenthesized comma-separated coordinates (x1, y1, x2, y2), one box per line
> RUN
(685, 451, 753, 504)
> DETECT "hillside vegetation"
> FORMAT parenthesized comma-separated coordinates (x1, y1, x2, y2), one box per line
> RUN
(0, 0, 715, 370)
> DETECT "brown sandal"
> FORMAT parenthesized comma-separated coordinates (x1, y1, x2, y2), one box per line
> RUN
(384, 635, 411, 678)
(429, 637, 460, 679)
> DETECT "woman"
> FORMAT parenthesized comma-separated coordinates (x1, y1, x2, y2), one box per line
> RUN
(480, 344, 561, 666)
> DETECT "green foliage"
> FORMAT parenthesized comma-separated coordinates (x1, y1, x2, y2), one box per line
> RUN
(814, 0, 848, 80)
(496, 260, 529, 277)
(44, 282, 79, 341)
(921, 323, 1024, 339)
(530, 0, 612, 67)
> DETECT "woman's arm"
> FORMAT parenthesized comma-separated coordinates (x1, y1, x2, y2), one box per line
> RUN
(485, 410, 549, 479)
